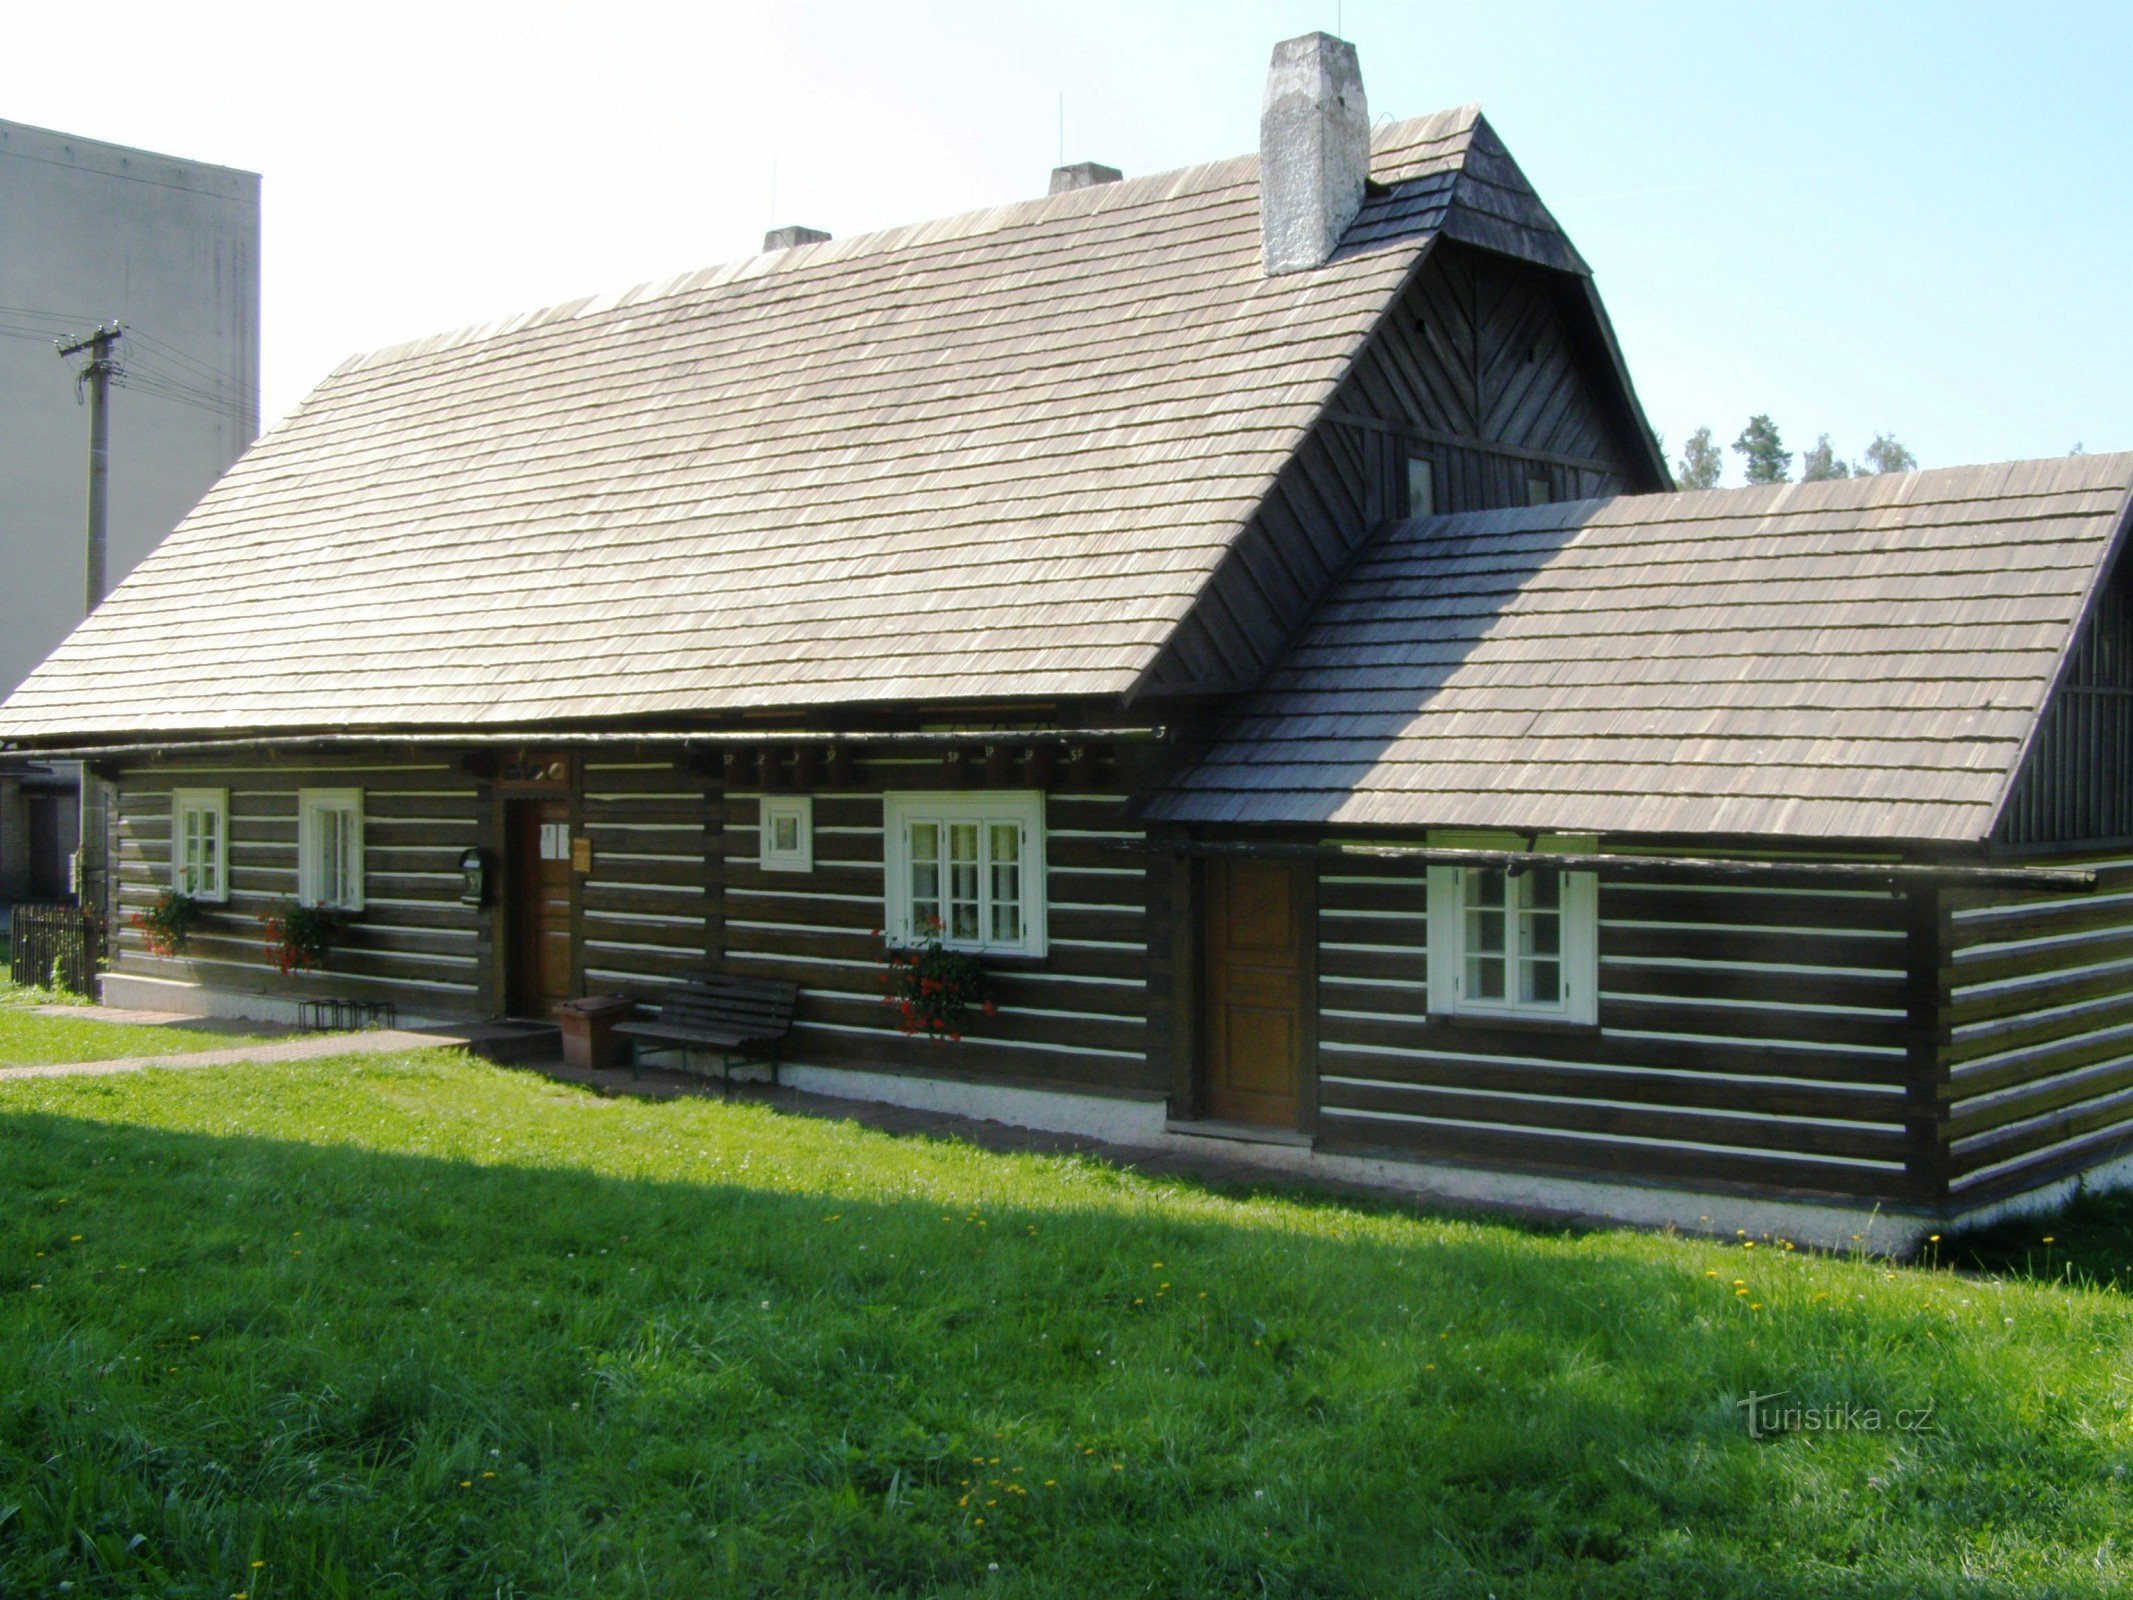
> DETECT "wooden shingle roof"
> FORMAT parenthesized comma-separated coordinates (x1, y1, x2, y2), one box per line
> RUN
(1144, 455, 2133, 844)
(0, 108, 1579, 742)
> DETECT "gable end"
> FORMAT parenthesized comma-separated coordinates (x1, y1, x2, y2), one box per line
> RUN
(1134, 239, 1666, 699)
(1996, 537, 2133, 847)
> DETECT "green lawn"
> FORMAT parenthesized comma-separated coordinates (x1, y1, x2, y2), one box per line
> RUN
(2, 1050, 2131, 1598)
(0, 979, 276, 1066)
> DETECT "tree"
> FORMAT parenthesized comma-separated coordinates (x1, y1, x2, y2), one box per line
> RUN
(1859, 433, 1917, 475)
(1732, 415, 1791, 484)
(1676, 426, 1723, 490)
(1800, 434, 1852, 482)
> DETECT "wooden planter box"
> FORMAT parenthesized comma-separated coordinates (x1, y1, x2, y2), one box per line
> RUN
(556, 995, 635, 1070)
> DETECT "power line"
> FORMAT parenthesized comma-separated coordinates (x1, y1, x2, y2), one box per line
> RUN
(113, 371, 248, 425)
(124, 325, 245, 393)
(0, 301, 246, 393)
(118, 352, 236, 404)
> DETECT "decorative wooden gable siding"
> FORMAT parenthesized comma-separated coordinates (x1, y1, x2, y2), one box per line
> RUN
(1141, 240, 1663, 696)
(1997, 562, 2133, 845)
(1300, 858, 1919, 1201)
(1338, 244, 1653, 509)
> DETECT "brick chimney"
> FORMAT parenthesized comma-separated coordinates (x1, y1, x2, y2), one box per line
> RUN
(1259, 32, 1369, 275)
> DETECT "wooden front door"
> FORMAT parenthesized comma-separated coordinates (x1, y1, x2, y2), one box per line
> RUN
(506, 798, 573, 1017)
(1201, 858, 1306, 1127)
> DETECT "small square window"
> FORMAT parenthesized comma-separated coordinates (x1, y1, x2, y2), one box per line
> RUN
(170, 788, 229, 903)
(1525, 471, 1552, 507)
(760, 796, 813, 873)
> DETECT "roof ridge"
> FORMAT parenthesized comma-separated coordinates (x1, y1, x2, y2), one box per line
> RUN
(1378, 452, 2133, 540)
(335, 105, 1488, 381)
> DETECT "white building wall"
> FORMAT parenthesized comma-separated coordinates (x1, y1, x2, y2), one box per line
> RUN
(0, 119, 260, 697)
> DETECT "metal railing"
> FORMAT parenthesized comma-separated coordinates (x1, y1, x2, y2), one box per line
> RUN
(296, 997, 398, 1032)
(7, 902, 106, 996)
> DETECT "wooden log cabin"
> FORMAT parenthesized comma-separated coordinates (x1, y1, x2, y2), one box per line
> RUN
(6, 34, 2131, 1250)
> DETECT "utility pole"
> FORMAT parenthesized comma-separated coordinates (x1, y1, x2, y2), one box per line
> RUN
(56, 323, 121, 917)
(57, 324, 122, 611)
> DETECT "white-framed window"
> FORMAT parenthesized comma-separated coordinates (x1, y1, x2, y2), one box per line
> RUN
(882, 791, 1047, 957)
(299, 788, 365, 911)
(759, 795, 813, 873)
(170, 788, 228, 903)
(1427, 841, 1596, 1024)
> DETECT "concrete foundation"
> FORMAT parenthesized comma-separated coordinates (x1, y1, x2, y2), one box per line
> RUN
(99, 970, 469, 1033)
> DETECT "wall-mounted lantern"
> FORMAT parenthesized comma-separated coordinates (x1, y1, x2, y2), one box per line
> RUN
(458, 846, 491, 908)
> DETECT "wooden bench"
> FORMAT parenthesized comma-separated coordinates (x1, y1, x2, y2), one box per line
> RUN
(614, 976, 799, 1091)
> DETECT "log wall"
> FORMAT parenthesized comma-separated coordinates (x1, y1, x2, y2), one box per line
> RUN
(1943, 858, 2133, 1202)
(1311, 861, 1920, 1201)
(109, 753, 488, 1015)
(577, 754, 716, 995)
(718, 753, 1159, 1096)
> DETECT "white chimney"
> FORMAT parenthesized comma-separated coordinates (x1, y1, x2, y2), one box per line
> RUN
(1259, 32, 1369, 276)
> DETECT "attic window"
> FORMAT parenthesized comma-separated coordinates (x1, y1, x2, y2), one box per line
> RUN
(1405, 456, 1436, 518)
(1525, 471, 1552, 507)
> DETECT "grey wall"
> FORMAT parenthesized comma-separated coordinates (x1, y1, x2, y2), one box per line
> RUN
(0, 119, 259, 697)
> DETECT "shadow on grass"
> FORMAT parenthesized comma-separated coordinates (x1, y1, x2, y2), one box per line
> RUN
(1, 1070, 2128, 1599)
(1946, 1183, 2133, 1294)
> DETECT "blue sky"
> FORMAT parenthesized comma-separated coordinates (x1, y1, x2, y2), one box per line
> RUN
(6, 0, 2128, 482)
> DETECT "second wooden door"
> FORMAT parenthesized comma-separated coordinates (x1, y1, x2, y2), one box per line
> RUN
(1201, 858, 1306, 1127)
